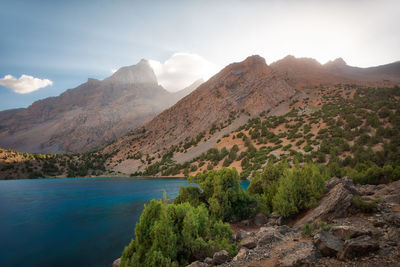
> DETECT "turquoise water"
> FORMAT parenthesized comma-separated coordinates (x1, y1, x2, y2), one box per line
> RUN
(0, 177, 250, 267)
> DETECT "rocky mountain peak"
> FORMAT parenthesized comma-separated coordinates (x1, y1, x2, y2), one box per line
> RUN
(106, 59, 158, 85)
(324, 57, 347, 68)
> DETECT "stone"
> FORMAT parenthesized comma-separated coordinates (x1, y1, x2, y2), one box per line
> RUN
(278, 242, 321, 267)
(254, 213, 268, 226)
(384, 213, 400, 227)
(326, 176, 359, 195)
(186, 261, 208, 267)
(330, 225, 369, 240)
(276, 216, 284, 226)
(277, 225, 293, 235)
(338, 235, 379, 260)
(204, 257, 212, 265)
(232, 248, 248, 261)
(294, 181, 354, 229)
(235, 229, 250, 241)
(239, 236, 257, 249)
(212, 250, 230, 265)
(240, 219, 251, 227)
(257, 227, 284, 246)
(313, 231, 344, 257)
(112, 258, 121, 267)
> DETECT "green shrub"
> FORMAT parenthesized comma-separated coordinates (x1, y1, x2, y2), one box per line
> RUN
(120, 200, 236, 267)
(272, 163, 326, 217)
(352, 195, 377, 213)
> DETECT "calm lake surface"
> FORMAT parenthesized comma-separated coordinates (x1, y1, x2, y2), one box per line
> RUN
(0, 177, 250, 267)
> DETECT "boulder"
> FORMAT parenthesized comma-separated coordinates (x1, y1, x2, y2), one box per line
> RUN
(186, 261, 208, 267)
(232, 248, 248, 261)
(277, 225, 293, 235)
(112, 258, 121, 267)
(235, 229, 250, 242)
(294, 182, 353, 229)
(238, 236, 257, 249)
(278, 242, 321, 266)
(257, 227, 284, 246)
(326, 177, 359, 195)
(254, 213, 268, 226)
(338, 235, 379, 260)
(330, 225, 369, 240)
(212, 250, 230, 265)
(313, 231, 344, 257)
(204, 257, 212, 265)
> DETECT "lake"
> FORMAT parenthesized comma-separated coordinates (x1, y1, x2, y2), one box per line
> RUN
(0, 177, 250, 267)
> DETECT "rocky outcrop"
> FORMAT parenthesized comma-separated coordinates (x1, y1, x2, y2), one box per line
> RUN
(313, 231, 344, 257)
(257, 227, 284, 246)
(238, 237, 257, 249)
(278, 242, 321, 267)
(330, 225, 369, 240)
(212, 250, 230, 265)
(294, 178, 354, 229)
(338, 235, 379, 260)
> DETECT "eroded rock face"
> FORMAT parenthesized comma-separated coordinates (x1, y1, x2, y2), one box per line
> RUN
(294, 180, 354, 229)
(212, 250, 230, 265)
(338, 235, 379, 260)
(313, 231, 344, 257)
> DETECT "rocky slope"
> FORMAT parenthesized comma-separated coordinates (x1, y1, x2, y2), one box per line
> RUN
(187, 178, 400, 267)
(104, 55, 400, 175)
(0, 60, 200, 154)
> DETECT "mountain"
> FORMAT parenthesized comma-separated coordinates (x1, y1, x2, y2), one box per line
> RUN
(103, 55, 297, 172)
(270, 55, 400, 88)
(0, 59, 201, 153)
(102, 55, 400, 175)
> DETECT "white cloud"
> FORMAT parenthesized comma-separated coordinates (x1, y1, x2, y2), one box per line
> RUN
(149, 53, 219, 92)
(0, 74, 53, 94)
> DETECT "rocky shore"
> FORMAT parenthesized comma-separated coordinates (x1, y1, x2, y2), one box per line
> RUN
(184, 178, 400, 267)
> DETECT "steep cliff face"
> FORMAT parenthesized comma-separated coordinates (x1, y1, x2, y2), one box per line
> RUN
(0, 60, 197, 153)
(104, 55, 296, 161)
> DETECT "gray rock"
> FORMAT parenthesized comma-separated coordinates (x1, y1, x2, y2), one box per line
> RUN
(279, 242, 321, 266)
(326, 176, 359, 195)
(238, 236, 257, 249)
(313, 231, 344, 257)
(212, 250, 230, 265)
(277, 225, 293, 235)
(112, 258, 121, 267)
(330, 225, 369, 240)
(294, 181, 353, 229)
(384, 213, 400, 227)
(276, 216, 284, 226)
(204, 257, 212, 265)
(254, 213, 268, 226)
(235, 229, 250, 242)
(257, 227, 284, 246)
(338, 235, 379, 260)
(186, 261, 208, 267)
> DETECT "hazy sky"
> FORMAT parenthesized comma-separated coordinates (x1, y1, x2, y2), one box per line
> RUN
(0, 0, 399, 110)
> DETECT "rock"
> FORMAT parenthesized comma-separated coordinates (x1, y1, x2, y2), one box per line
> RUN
(277, 225, 293, 235)
(232, 248, 248, 261)
(294, 182, 353, 229)
(338, 235, 379, 260)
(212, 250, 230, 265)
(276, 216, 284, 226)
(326, 176, 359, 195)
(235, 229, 250, 241)
(254, 213, 268, 226)
(112, 258, 121, 267)
(384, 213, 400, 227)
(257, 227, 284, 246)
(313, 231, 344, 257)
(238, 236, 257, 249)
(204, 257, 212, 265)
(186, 261, 208, 267)
(330, 225, 369, 240)
(278, 242, 321, 266)
(357, 184, 378, 196)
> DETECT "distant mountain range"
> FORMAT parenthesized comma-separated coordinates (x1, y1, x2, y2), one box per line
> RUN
(0, 59, 202, 153)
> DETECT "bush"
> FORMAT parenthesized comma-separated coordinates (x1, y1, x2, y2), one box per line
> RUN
(272, 163, 326, 217)
(120, 199, 236, 267)
(352, 195, 377, 213)
(186, 168, 256, 222)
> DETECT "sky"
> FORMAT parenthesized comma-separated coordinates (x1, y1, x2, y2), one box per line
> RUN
(0, 0, 399, 111)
